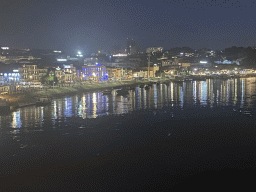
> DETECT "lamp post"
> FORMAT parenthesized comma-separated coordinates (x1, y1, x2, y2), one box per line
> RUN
(148, 53, 150, 80)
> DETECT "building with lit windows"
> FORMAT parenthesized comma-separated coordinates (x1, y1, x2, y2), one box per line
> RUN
(54, 64, 77, 83)
(0, 64, 20, 85)
(81, 64, 108, 81)
(18, 64, 48, 85)
(19, 65, 39, 84)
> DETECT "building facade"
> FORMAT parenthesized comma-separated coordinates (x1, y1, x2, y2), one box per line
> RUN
(81, 64, 108, 81)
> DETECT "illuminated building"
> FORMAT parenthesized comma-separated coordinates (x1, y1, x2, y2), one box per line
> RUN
(54, 64, 77, 83)
(18, 64, 47, 85)
(19, 65, 39, 84)
(81, 64, 108, 81)
(0, 64, 21, 85)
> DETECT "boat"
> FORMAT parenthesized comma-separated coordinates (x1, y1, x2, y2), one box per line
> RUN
(116, 89, 129, 96)
(145, 85, 150, 90)
(35, 96, 52, 105)
(102, 90, 112, 95)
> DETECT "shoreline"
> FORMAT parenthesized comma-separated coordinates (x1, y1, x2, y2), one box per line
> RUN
(2, 80, 152, 110)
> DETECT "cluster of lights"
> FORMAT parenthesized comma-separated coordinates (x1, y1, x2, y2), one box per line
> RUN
(77, 51, 83, 57)
(57, 59, 67, 62)
(112, 53, 127, 57)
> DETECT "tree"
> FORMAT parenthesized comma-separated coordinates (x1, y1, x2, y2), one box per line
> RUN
(240, 47, 256, 68)
(40, 74, 58, 85)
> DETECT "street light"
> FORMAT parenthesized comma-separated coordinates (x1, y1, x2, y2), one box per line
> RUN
(147, 53, 150, 80)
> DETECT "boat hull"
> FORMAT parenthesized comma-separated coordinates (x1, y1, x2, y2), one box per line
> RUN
(36, 102, 51, 106)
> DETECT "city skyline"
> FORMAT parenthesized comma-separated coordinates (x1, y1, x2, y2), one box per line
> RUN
(0, 0, 255, 54)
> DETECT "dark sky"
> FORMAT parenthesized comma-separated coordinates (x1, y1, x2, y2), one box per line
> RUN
(0, 0, 255, 54)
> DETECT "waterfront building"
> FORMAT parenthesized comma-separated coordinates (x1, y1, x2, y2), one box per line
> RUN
(54, 64, 77, 84)
(140, 66, 159, 78)
(0, 64, 20, 85)
(19, 64, 39, 84)
(18, 64, 48, 85)
(81, 64, 108, 82)
(106, 67, 120, 81)
(55, 67, 64, 83)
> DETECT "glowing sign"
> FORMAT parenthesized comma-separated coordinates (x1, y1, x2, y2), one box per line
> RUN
(53, 50, 62, 53)
(13, 69, 19, 72)
(200, 61, 207, 63)
(57, 59, 67, 61)
(1, 47, 9, 50)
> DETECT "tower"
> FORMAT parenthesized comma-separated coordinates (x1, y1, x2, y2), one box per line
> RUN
(125, 38, 137, 55)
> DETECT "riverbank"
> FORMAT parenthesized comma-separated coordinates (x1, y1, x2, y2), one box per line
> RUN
(2, 75, 256, 110)
(1, 79, 154, 110)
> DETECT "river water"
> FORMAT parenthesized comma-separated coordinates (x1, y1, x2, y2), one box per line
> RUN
(1, 78, 256, 191)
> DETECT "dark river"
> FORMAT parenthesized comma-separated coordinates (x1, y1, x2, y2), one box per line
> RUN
(1, 78, 256, 191)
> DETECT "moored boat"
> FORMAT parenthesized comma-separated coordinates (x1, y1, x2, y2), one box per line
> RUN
(116, 89, 129, 96)
(102, 90, 112, 95)
(35, 96, 52, 105)
(145, 85, 150, 90)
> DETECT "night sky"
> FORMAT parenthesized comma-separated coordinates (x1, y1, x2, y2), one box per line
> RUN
(0, 0, 255, 54)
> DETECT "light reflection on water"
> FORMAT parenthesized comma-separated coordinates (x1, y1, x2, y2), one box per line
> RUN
(0, 78, 256, 146)
(1, 78, 256, 127)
